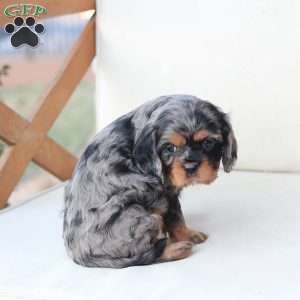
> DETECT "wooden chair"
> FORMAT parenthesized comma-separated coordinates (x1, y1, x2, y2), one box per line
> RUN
(0, 0, 96, 209)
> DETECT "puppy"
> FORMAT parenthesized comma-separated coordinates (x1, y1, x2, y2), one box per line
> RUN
(63, 95, 237, 268)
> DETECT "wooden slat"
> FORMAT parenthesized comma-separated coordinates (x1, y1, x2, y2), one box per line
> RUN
(0, 102, 27, 145)
(35, 139, 77, 180)
(0, 102, 77, 180)
(0, 0, 95, 26)
(0, 14, 95, 209)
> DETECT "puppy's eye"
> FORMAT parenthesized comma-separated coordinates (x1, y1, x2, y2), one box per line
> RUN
(202, 138, 216, 152)
(164, 143, 177, 154)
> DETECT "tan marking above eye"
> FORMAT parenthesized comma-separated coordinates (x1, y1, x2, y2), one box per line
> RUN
(193, 130, 210, 141)
(193, 130, 222, 142)
(169, 133, 186, 147)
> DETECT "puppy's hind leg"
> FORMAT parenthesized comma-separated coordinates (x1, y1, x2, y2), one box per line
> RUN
(87, 205, 169, 268)
(159, 241, 193, 262)
(132, 213, 194, 265)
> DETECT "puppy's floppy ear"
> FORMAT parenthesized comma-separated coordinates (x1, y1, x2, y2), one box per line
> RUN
(133, 124, 162, 179)
(222, 115, 238, 173)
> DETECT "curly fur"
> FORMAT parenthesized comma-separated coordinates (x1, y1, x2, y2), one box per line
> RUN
(63, 95, 237, 268)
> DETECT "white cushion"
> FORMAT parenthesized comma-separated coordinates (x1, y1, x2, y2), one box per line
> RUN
(1, 172, 299, 300)
(96, 0, 300, 172)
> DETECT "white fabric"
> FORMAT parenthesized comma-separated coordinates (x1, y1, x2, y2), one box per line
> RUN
(0, 171, 300, 300)
(96, 0, 300, 172)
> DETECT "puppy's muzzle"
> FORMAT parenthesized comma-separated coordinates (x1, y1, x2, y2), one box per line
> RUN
(183, 150, 202, 175)
(183, 161, 199, 175)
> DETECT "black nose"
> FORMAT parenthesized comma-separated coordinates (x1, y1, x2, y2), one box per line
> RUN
(183, 162, 199, 175)
(185, 149, 201, 162)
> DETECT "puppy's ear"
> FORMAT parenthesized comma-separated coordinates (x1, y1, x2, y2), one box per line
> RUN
(133, 125, 162, 179)
(222, 116, 238, 173)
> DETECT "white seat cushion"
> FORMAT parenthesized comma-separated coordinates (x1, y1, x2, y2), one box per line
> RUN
(96, 0, 300, 172)
(0, 171, 299, 300)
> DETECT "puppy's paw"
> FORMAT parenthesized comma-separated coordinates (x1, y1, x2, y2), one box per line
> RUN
(160, 241, 193, 261)
(186, 229, 208, 244)
(171, 227, 208, 244)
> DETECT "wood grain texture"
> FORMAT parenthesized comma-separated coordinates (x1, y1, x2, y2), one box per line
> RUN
(0, 102, 77, 181)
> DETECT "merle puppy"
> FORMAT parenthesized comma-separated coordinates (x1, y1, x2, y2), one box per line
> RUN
(63, 95, 237, 268)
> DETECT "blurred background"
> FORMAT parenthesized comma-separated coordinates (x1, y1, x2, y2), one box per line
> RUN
(1, 0, 300, 207)
(0, 12, 95, 206)
(97, 0, 300, 173)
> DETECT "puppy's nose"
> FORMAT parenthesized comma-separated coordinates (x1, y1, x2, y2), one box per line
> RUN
(185, 150, 201, 163)
(184, 162, 199, 174)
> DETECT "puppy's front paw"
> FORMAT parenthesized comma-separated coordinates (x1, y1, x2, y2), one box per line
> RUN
(160, 241, 193, 261)
(186, 229, 208, 244)
(171, 226, 208, 244)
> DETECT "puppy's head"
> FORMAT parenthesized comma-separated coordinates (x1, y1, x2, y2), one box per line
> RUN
(133, 96, 237, 188)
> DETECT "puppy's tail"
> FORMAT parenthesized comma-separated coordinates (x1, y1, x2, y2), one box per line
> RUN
(73, 238, 167, 268)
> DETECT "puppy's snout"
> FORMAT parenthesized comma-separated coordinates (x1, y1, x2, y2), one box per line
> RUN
(183, 162, 199, 175)
(184, 149, 201, 163)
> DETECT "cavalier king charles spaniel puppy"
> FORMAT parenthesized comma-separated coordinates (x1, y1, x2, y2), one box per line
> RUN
(63, 95, 237, 268)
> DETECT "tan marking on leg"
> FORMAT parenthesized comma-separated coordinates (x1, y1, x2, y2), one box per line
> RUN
(151, 213, 167, 238)
(160, 241, 193, 261)
(151, 208, 166, 216)
(170, 223, 208, 244)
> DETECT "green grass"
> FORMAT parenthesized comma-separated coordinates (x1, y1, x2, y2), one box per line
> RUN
(0, 80, 95, 181)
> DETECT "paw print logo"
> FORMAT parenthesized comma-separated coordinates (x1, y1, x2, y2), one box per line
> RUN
(4, 16, 45, 48)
